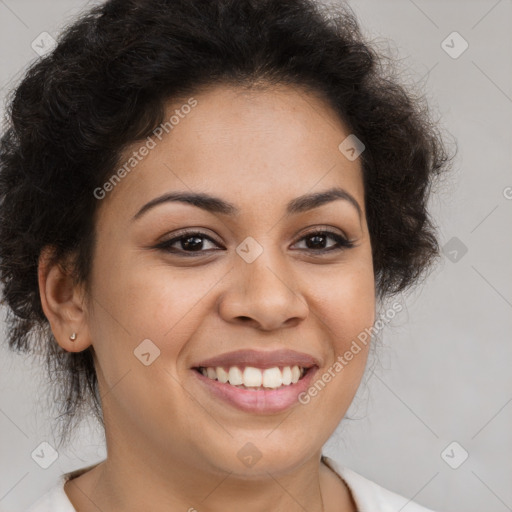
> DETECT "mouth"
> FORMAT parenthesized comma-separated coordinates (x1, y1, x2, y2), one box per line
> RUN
(190, 349, 320, 413)
(193, 364, 311, 391)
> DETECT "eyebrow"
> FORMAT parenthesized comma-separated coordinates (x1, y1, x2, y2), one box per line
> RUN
(132, 186, 362, 221)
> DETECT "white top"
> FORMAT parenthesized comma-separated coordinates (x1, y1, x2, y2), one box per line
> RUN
(26, 456, 437, 511)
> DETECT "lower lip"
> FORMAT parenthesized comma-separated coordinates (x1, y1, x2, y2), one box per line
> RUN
(191, 367, 318, 414)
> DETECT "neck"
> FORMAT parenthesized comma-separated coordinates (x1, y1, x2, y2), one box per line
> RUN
(68, 424, 328, 512)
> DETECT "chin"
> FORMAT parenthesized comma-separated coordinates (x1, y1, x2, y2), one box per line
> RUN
(199, 435, 320, 479)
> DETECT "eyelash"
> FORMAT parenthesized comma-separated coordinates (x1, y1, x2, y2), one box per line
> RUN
(155, 229, 355, 256)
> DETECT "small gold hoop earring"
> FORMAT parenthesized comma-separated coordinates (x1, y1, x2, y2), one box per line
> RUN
(69, 332, 77, 341)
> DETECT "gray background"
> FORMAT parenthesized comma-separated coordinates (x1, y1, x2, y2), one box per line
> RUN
(0, 1, 511, 511)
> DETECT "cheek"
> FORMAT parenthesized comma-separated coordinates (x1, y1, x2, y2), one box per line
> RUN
(306, 257, 375, 401)
(86, 257, 214, 435)
(89, 256, 226, 379)
(93, 241, 202, 330)
(312, 258, 375, 344)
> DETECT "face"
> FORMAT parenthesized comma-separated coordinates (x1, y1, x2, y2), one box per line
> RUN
(85, 84, 375, 477)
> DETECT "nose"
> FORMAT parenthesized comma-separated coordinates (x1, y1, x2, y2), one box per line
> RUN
(217, 248, 309, 331)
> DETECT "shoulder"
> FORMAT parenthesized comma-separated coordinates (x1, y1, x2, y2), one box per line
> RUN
(24, 476, 75, 512)
(322, 456, 439, 512)
(24, 463, 100, 512)
(26, 458, 439, 512)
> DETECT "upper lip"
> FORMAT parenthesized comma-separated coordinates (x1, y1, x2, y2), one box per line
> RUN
(192, 349, 320, 370)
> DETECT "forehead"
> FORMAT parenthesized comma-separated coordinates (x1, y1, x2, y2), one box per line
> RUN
(164, 83, 352, 163)
(98, 84, 364, 220)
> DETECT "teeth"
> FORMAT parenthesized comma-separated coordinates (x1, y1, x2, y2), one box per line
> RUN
(262, 367, 282, 388)
(198, 364, 306, 389)
(228, 366, 243, 385)
(282, 366, 292, 385)
(291, 365, 301, 383)
(216, 366, 229, 383)
(243, 367, 263, 387)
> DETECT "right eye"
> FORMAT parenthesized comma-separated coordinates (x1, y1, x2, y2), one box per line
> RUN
(155, 230, 223, 256)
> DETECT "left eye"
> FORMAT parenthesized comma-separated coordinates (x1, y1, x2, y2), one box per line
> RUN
(293, 230, 354, 252)
(156, 230, 354, 255)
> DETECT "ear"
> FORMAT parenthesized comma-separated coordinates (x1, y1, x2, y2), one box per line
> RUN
(38, 245, 92, 353)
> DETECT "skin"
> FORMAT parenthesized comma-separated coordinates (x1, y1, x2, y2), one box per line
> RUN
(38, 83, 376, 512)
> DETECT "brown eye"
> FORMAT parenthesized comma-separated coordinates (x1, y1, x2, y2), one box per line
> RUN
(155, 228, 355, 257)
(156, 231, 221, 255)
(293, 230, 355, 253)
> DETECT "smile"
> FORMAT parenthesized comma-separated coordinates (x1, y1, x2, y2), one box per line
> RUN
(190, 348, 320, 413)
(196, 365, 307, 390)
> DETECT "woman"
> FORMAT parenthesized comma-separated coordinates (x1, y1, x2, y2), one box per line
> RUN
(0, 0, 453, 510)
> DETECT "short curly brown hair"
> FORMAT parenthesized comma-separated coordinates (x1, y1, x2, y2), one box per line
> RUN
(0, 0, 454, 446)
